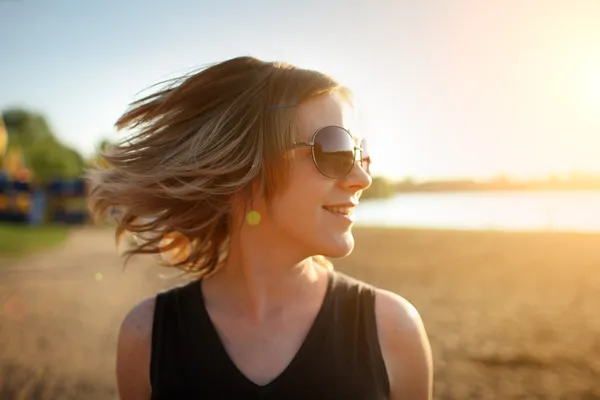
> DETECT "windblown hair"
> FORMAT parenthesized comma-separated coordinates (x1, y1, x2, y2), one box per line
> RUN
(87, 56, 353, 277)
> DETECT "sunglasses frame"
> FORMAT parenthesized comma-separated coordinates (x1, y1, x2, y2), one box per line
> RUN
(293, 125, 370, 179)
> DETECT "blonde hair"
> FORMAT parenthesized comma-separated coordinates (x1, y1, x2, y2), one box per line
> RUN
(87, 56, 353, 277)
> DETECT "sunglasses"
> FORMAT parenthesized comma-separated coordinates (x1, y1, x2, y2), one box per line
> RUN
(293, 125, 371, 179)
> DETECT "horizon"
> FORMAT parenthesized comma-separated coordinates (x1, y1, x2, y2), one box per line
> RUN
(1, 0, 599, 181)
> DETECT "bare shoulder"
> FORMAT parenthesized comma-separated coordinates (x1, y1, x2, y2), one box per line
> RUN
(374, 289, 425, 333)
(374, 288, 433, 400)
(116, 296, 156, 400)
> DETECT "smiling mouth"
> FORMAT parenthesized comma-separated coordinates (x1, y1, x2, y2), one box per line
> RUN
(322, 206, 355, 217)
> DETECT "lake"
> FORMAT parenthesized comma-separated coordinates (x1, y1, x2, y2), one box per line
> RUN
(355, 190, 600, 232)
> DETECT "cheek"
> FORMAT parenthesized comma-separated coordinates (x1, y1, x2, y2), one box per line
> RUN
(270, 164, 330, 227)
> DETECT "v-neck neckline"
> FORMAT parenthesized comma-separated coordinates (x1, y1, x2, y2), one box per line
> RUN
(194, 269, 335, 392)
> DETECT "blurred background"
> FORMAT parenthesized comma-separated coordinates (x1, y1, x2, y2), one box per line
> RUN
(1, 0, 599, 398)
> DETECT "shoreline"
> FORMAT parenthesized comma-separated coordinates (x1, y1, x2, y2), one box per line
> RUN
(354, 224, 600, 236)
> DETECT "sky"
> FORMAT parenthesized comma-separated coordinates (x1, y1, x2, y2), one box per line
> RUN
(1, 0, 599, 181)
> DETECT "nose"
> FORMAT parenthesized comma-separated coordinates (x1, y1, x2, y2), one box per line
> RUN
(341, 160, 372, 192)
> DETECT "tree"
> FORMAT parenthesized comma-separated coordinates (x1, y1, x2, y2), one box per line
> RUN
(1, 108, 85, 182)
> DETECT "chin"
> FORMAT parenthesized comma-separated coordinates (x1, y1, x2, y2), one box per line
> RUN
(319, 231, 355, 259)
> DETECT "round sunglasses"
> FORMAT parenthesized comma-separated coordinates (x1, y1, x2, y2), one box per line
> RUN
(293, 125, 371, 179)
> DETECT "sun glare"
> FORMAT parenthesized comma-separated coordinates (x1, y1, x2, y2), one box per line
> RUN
(586, 69, 600, 108)
(578, 55, 600, 126)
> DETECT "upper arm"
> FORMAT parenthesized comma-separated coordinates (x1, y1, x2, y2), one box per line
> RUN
(116, 296, 156, 400)
(375, 289, 433, 400)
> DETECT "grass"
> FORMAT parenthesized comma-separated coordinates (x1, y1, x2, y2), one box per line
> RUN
(0, 224, 69, 257)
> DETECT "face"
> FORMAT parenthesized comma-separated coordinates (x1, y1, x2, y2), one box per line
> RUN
(263, 92, 372, 259)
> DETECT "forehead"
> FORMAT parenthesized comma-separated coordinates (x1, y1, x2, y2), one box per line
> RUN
(294, 92, 357, 142)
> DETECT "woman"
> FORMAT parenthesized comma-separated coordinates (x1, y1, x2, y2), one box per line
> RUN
(89, 56, 432, 399)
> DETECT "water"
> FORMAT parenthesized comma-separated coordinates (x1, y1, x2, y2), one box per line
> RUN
(355, 190, 600, 232)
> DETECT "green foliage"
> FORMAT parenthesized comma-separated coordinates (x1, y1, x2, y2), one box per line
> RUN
(2, 108, 86, 182)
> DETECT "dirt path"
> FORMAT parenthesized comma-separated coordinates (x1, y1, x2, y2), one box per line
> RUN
(0, 227, 185, 399)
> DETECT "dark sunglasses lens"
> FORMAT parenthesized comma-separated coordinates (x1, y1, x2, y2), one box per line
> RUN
(313, 126, 355, 178)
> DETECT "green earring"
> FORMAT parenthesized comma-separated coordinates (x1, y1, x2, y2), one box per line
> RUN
(245, 210, 261, 226)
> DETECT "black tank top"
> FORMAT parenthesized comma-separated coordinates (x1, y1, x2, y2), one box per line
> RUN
(150, 269, 390, 399)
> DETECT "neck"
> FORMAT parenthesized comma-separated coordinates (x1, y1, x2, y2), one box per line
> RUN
(203, 221, 326, 322)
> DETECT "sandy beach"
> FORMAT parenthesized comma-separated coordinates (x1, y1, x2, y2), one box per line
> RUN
(1, 226, 599, 399)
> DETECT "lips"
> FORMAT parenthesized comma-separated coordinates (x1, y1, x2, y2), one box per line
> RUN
(322, 203, 357, 224)
(322, 205, 353, 215)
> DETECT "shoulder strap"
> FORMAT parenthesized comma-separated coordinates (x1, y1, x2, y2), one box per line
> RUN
(149, 281, 199, 398)
(329, 271, 390, 396)
(358, 282, 391, 397)
(150, 290, 167, 397)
